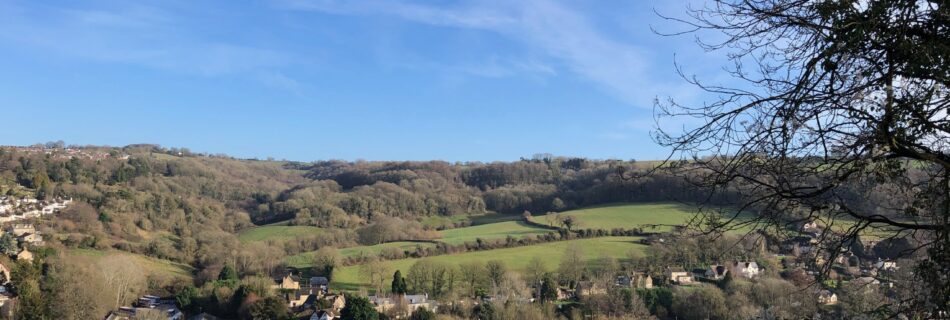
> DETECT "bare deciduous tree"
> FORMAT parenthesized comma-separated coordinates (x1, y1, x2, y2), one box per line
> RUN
(653, 0, 949, 315)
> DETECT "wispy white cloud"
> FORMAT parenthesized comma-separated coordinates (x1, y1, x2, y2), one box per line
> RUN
(279, 0, 682, 108)
(0, 2, 299, 84)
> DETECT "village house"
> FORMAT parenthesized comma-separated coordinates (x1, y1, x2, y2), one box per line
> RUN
(15, 248, 32, 262)
(556, 287, 574, 300)
(7, 224, 34, 237)
(273, 273, 301, 290)
(703, 265, 729, 280)
(321, 294, 346, 312)
(284, 289, 314, 309)
(817, 290, 838, 305)
(310, 276, 330, 293)
(17, 232, 43, 246)
(369, 294, 436, 315)
(616, 272, 652, 289)
(874, 258, 898, 271)
(106, 295, 183, 320)
(729, 261, 761, 279)
(666, 267, 693, 285)
(575, 281, 608, 297)
(310, 309, 336, 320)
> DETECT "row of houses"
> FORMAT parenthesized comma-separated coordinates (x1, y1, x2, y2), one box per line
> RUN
(105, 295, 183, 320)
(666, 260, 762, 285)
(0, 223, 46, 314)
(0, 197, 71, 224)
(2, 146, 127, 161)
(270, 271, 349, 319)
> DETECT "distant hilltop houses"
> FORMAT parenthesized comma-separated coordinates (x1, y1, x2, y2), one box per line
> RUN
(0, 145, 129, 161)
(0, 196, 71, 224)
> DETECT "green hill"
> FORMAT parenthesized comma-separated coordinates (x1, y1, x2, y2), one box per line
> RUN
(329, 236, 646, 291)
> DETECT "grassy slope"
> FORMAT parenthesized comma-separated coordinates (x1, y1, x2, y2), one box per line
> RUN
(536, 202, 758, 233)
(285, 241, 439, 268)
(237, 225, 324, 243)
(437, 220, 553, 245)
(534, 203, 701, 231)
(67, 248, 194, 280)
(330, 236, 646, 291)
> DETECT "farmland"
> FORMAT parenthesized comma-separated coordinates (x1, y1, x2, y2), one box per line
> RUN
(329, 236, 646, 291)
(436, 220, 554, 245)
(238, 225, 324, 243)
(534, 202, 703, 231)
(285, 241, 438, 268)
(66, 248, 194, 281)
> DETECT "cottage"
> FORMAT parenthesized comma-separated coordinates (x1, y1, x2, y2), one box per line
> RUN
(575, 281, 607, 297)
(284, 288, 313, 309)
(874, 259, 898, 271)
(273, 273, 301, 290)
(105, 299, 183, 320)
(556, 287, 574, 300)
(729, 261, 761, 279)
(311, 276, 330, 293)
(321, 294, 346, 312)
(704, 265, 729, 280)
(617, 272, 653, 289)
(17, 232, 43, 246)
(666, 267, 693, 284)
(7, 224, 34, 237)
(369, 294, 436, 314)
(817, 290, 838, 305)
(15, 248, 33, 262)
(310, 310, 336, 320)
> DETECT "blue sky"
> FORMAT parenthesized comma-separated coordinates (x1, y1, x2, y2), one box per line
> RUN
(0, 0, 726, 161)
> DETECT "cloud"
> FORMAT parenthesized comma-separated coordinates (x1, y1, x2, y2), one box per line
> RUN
(279, 0, 679, 107)
(0, 2, 297, 81)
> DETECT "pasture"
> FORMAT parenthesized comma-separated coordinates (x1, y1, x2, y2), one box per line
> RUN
(330, 236, 646, 291)
(238, 225, 324, 243)
(437, 220, 554, 245)
(67, 248, 194, 281)
(285, 241, 439, 268)
(536, 202, 703, 231)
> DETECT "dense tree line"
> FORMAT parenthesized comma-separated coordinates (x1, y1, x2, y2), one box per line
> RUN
(260, 157, 729, 227)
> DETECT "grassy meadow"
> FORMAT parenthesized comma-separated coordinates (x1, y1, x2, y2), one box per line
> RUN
(329, 236, 646, 291)
(436, 220, 554, 245)
(285, 241, 439, 268)
(238, 225, 324, 243)
(67, 248, 194, 281)
(534, 202, 702, 231)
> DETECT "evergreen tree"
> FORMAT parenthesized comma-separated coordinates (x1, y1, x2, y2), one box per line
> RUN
(539, 273, 558, 303)
(408, 307, 435, 320)
(217, 264, 239, 287)
(340, 295, 379, 320)
(391, 270, 407, 295)
(0, 233, 18, 256)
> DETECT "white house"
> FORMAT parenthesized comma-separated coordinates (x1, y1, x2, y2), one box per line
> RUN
(729, 261, 761, 279)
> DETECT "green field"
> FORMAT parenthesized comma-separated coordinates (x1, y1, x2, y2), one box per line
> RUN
(536, 202, 736, 232)
(238, 225, 324, 243)
(437, 220, 554, 245)
(285, 241, 439, 268)
(67, 248, 194, 280)
(330, 236, 646, 291)
(422, 213, 523, 229)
